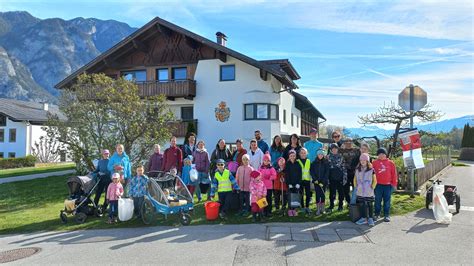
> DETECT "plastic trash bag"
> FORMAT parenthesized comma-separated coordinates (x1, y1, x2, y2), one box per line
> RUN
(432, 184, 452, 224)
(190, 165, 198, 182)
(118, 198, 134, 221)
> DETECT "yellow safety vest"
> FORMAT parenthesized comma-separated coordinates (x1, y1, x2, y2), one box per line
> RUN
(215, 169, 232, 192)
(298, 159, 311, 181)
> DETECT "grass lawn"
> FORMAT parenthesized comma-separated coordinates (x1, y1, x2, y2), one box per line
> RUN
(0, 175, 425, 235)
(0, 162, 75, 179)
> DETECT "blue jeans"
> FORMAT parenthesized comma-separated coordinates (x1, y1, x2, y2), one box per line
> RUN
(109, 200, 118, 219)
(374, 184, 393, 217)
(196, 171, 211, 200)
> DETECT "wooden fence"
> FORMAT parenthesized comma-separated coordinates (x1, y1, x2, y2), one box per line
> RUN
(398, 155, 451, 191)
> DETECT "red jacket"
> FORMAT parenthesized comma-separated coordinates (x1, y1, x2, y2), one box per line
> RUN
(162, 146, 183, 172)
(372, 159, 398, 187)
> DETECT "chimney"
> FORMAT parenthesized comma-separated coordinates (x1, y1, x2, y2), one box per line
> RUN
(42, 102, 49, 111)
(216, 32, 227, 46)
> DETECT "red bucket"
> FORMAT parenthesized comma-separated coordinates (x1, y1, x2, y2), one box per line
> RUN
(204, 201, 221, 221)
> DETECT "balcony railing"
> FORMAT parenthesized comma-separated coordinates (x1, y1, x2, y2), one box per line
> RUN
(169, 119, 198, 138)
(137, 79, 196, 99)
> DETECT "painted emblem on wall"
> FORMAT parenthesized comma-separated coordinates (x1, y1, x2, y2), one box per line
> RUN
(215, 101, 230, 122)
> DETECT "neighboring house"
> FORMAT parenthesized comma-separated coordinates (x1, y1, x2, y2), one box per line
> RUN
(0, 98, 66, 160)
(55, 17, 326, 147)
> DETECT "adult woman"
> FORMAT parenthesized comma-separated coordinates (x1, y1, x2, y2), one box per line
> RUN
(231, 139, 247, 167)
(107, 144, 132, 183)
(147, 144, 163, 177)
(182, 133, 197, 159)
(270, 135, 285, 168)
(210, 139, 232, 177)
(283, 134, 302, 160)
(193, 140, 211, 201)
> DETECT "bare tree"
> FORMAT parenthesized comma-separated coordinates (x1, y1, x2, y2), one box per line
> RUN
(31, 133, 65, 163)
(358, 102, 442, 156)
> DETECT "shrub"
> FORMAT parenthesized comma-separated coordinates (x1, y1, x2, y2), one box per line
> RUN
(0, 155, 37, 169)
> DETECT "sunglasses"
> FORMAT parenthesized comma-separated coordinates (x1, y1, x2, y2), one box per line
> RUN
(333, 135, 341, 138)
(217, 163, 225, 166)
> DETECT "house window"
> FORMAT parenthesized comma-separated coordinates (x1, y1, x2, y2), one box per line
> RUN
(291, 114, 294, 127)
(157, 68, 169, 82)
(244, 104, 279, 120)
(9, 129, 16, 143)
(121, 70, 147, 82)
(0, 115, 6, 126)
(220, 65, 235, 81)
(181, 106, 194, 120)
(283, 110, 287, 124)
(8, 152, 15, 158)
(172, 67, 187, 80)
(0, 129, 4, 142)
(0, 152, 3, 158)
(296, 115, 299, 128)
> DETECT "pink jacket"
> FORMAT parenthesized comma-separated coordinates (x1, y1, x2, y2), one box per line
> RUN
(259, 165, 277, 189)
(235, 165, 254, 192)
(106, 182, 124, 201)
(250, 179, 267, 203)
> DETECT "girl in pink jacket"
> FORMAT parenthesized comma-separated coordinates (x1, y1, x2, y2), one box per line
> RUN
(106, 173, 124, 224)
(259, 154, 277, 217)
(235, 154, 254, 216)
(250, 170, 267, 222)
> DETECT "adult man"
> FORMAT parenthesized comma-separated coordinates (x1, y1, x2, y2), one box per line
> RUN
(162, 136, 183, 174)
(304, 128, 323, 163)
(254, 130, 269, 154)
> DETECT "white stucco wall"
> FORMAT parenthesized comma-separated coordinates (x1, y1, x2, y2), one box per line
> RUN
(0, 118, 27, 158)
(193, 56, 292, 148)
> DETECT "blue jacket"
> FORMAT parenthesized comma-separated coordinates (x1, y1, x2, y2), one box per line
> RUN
(269, 147, 283, 168)
(181, 164, 192, 185)
(107, 152, 132, 180)
(93, 159, 110, 179)
(304, 140, 323, 162)
(257, 140, 269, 154)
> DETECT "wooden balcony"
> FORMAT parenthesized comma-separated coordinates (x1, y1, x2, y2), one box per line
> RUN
(169, 119, 198, 138)
(137, 79, 196, 99)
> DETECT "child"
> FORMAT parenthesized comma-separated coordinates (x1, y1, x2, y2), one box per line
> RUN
(181, 155, 196, 195)
(327, 143, 347, 212)
(285, 150, 302, 216)
(259, 153, 277, 217)
(129, 165, 149, 219)
(210, 159, 240, 218)
(106, 173, 123, 224)
(310, 149, 329, 215)
(354, 153, 377, 226)
(273, 157, 288, 214)
(372, 148, 398, 222)
(235, 154, 253, 216)
(249, 170, 267, 222)
(297, 148, 312, 215)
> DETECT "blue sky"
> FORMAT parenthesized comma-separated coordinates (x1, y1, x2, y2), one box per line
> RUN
(1, 0, 473, 127)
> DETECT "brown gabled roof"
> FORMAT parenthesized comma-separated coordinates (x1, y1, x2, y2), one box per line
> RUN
(55, 17, 298, 90)
(292, 91, 326, 120)
(260, 59, 301, 80)
(0, 98, 66, 124)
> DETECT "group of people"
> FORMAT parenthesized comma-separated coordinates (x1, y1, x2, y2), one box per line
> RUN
(92, 128, 398, 226)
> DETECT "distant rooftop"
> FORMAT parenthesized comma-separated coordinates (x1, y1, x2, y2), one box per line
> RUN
(0, 98, 65, 124)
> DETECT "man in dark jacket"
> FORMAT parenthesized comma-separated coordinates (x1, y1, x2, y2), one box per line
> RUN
(93, 149, 111, 212)
(255, 130, 270, 154)
(162, 136, 183, 174)
(310, 149, 330, 215)
(327, 143, 347, 212)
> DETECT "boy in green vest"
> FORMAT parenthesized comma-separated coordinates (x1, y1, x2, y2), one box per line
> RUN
(297, 148, 312, 215)
(211, 159, 240, 218)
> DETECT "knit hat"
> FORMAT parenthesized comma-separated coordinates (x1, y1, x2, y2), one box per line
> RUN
(250, 170, 261, 179)
(102, 149, 110, 155)
(376, 148, 387, 156)
(216, 159, 225, 164)
(263, 153, 271, 162)
(309, 128, 318, 134)
(288, 149, 297, 155)
(329, 143, 339, 150)
(316, 149, 326, 156)
(360, 153, 370, 162)
(343, 137, 353, 143)
(184, 155, 193, 162)
(277, 157, 286, 163)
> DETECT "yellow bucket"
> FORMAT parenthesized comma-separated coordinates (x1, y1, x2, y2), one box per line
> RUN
(257, 198, 268, 209)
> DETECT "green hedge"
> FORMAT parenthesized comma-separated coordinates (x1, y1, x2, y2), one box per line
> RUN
(0, 155, 37, 169)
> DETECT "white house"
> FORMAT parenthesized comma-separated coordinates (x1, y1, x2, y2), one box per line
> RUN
(56, 17, 325, 147)
(0, 98, 66, 160)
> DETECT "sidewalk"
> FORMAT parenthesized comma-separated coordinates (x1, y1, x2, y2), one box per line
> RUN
(0, 170, 75, 184)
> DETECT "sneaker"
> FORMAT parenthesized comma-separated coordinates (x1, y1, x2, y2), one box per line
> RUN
(219, 212, 225, 219)
(288, 210, 294, 217)
(305, 208, 312, 215)
(384, 216, 391, 222)
(374, 215, 379, 221)
(355, 218, 368, 225)
(241, 210, 249, 217)
(315, 207, 321, 216)
(326, 208, 333, 213)
(106, 218, 113, 224)
(293, 210, 298, 216)
(337, 206, 343, 212)
(252, 215, 257, 222)
(368, 218, 375, 227)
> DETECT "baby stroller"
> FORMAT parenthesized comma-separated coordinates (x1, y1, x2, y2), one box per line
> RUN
(142, 171, 194, 225)
(60, 175, 103, 224)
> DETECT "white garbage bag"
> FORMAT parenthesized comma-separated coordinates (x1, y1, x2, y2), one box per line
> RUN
(432, 184, 452, 224)
(118, 198, 134, 221)
(190, 165, 198, 182)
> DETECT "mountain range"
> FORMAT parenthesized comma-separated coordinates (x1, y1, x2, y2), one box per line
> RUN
(345, 115, 473, 138)
(0, 11, 136, 103)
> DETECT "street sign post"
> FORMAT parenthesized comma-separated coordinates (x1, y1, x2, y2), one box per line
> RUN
(398, 84, 427, 196)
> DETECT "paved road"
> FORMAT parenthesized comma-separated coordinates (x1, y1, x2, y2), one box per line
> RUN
(0, 170, 75, 184)
(1, 162, 473, 265)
